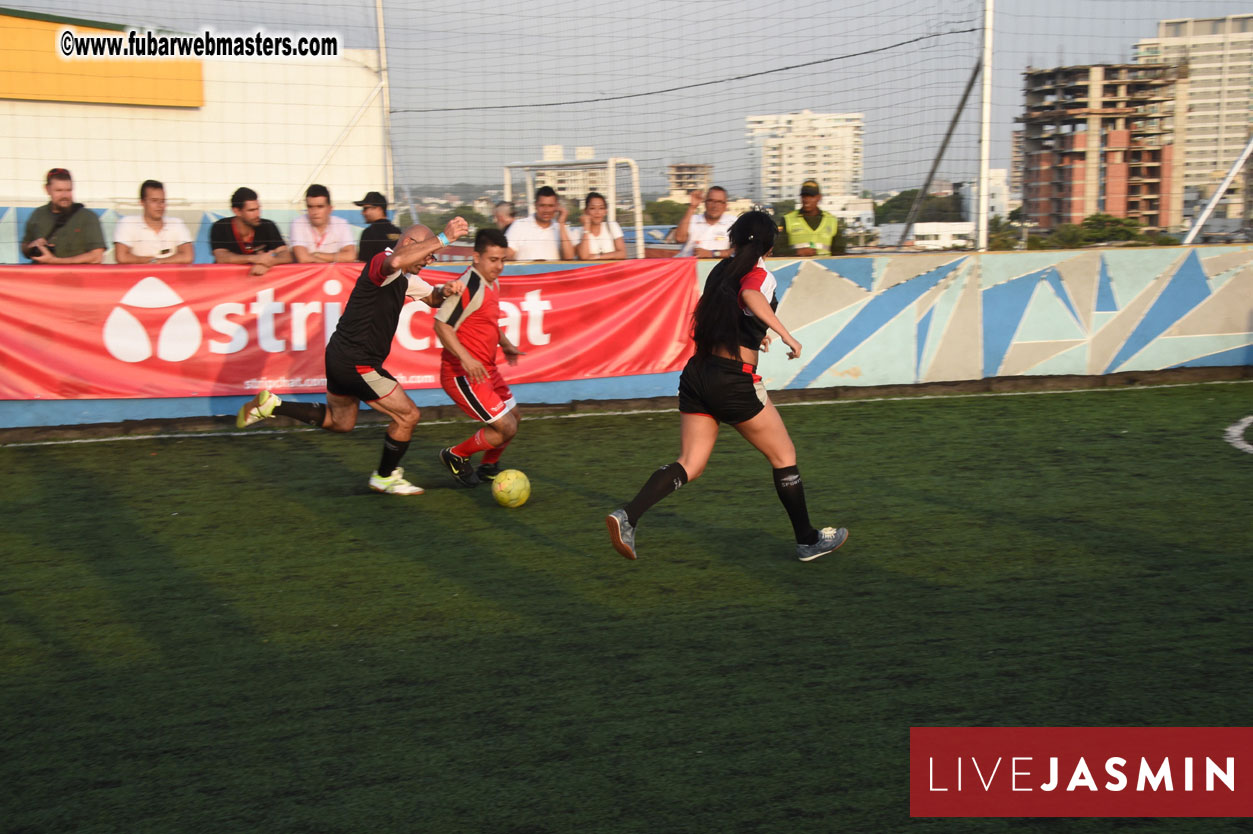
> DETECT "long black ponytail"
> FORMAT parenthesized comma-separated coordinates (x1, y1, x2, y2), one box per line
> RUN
(692, 210, 777, 357)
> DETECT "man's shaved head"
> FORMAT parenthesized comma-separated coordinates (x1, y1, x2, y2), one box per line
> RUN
(394, 224, 442, 271)
(400, 224, 434, 246)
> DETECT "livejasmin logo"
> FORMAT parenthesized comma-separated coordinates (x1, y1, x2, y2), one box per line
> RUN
(102, 276, 551, 363)
(910, 727, 1253, 818)
(928, 754, 1235, 793)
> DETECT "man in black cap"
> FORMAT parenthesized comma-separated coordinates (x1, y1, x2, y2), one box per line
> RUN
(355, 191, 402, 263)
(777, 179, 845, 257)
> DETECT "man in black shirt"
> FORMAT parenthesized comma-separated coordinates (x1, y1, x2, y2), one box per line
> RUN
(355, 191, 401, 263)
(235, 216, 470, 495)
(210, 187, 292, 276)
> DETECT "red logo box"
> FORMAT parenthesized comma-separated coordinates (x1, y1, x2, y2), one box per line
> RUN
(911, 727, 1253, 817)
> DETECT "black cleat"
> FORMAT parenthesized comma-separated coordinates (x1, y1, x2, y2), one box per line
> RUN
(476, 462, 501, 481)
(440, 447, 481, 487)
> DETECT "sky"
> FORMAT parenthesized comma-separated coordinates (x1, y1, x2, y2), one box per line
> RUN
(8, 0, 1252, 197)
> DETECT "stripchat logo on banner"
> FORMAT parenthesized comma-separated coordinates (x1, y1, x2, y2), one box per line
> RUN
(910, 727, 1253, 817)
(99, 275, 554, 365)
(100, 275, 350, 364)
(103, 276, 203, 362)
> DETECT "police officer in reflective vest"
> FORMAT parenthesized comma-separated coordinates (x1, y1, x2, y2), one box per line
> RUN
(779, 179, 844, 256)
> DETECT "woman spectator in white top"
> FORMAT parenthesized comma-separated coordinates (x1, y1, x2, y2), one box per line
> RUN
(574, 192, 626, 260)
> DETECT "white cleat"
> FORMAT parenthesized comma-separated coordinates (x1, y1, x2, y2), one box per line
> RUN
(236, 390, 281, 428)
(369, 467, 425, 495)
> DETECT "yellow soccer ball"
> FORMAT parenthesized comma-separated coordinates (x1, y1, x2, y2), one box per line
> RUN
(491, 469, 531, 508)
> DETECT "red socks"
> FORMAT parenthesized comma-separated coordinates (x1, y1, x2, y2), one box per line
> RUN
(482, 439, 511, 465)
(451, 429, 494, 458)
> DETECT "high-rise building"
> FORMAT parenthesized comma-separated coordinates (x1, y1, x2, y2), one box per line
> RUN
(962, 169, 1011, 221)
(667, 163, 713, 201)
(532, 146, 608, 203)
(745, 110, 863, 203)
(1009, 130, 1025, 197)
(1135, 15, 1253, 223)
(1019, 63, 1188, 232)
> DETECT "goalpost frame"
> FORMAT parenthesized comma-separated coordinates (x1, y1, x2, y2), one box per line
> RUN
(503, 158, 645, 259)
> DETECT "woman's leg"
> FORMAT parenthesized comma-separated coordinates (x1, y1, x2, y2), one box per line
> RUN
(608, 414, 720, 560)
(733, 402, 816, 545)
(625, 413, 719, 524)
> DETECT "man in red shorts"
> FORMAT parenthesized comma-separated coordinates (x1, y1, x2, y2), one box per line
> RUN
(433, 228, 524, 487)
(235, 218, 469, 495)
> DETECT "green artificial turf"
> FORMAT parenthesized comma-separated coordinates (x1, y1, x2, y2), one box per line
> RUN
(1, 382, 1250, 832)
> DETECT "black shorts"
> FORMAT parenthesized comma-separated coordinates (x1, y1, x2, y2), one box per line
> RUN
(677, 354, 768, 424)
(324, 350, 399, 402)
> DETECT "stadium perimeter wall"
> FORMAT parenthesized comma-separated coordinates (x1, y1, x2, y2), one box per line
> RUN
(1, 246, 1250, 429)
(0, 6, 386, 260)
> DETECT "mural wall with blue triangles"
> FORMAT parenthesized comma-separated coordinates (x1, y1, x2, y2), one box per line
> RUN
(719, 246, 1253, 389)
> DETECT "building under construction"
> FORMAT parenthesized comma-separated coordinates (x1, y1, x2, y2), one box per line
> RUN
(666, 163, 713, 201)
(1020, 63, 1189, 233)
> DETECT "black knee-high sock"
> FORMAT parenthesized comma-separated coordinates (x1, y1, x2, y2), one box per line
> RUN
(624, 462, 688, 526)
(377, 435, 410, 477)
(272, 401, 327, 428)
(773, 465, 818, 545)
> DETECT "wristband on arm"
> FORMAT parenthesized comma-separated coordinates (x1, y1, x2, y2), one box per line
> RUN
(437, 232, 450, 246)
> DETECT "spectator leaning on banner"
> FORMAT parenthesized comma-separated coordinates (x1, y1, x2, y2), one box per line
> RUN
(21, 168, 105, 265)
(210, 187, 292, 277)
(291, 184, 356, 263)
(114, 180, 194, 264)
(776, 179, 845, 257)
(505, 186, 574, 261)
(355, 191, 401, 264)
(674, 186, 736, 258)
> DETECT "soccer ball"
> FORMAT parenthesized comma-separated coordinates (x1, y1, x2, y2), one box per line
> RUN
(491, 469, 531, 508)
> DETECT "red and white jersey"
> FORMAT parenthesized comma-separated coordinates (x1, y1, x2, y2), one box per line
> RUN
(736, 258, 779, 350)
(435, 265, 501, 372)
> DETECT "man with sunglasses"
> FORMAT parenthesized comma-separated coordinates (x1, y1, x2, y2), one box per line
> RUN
(674, 186, 737, 258)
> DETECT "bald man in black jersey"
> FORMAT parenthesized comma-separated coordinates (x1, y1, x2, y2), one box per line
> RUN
(235, 216, 469, 495)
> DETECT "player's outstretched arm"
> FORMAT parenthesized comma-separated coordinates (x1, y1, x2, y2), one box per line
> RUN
(741, 289, 801, 359)
(385, 217, 469, 274)
(408, 279, 465, 307)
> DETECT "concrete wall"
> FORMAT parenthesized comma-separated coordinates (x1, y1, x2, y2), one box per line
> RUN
(1, 46, 387, 261)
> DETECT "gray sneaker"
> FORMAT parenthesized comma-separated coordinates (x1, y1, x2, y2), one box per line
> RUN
(606, 509, 637, 560)
(796, 526, 848, 561)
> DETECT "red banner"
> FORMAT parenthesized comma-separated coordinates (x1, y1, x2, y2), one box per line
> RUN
(911, 727, 1253, 817)
(0, 260, 697, 400)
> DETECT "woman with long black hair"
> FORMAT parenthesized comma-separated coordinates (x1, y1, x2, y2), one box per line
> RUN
(606, 210, 848, 561)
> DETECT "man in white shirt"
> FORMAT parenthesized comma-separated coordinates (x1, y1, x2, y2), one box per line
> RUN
(505, 186, 574, 261)
(290, 184, 356, 263)
(113, 180, 194, 264)
(674, 186, 736, 258)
